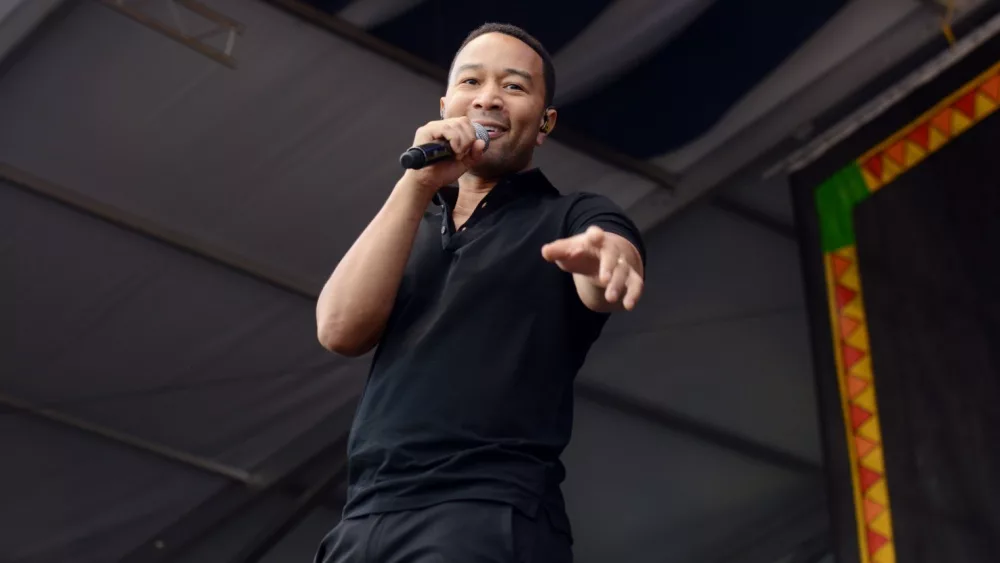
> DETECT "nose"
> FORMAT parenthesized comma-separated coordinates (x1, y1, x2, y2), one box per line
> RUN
(472, 80, 503, 111)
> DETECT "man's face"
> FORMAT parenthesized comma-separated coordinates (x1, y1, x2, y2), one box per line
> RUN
(443, 33, 550, 178)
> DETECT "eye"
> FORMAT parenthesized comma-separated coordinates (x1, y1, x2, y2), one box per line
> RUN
(505, 83, 524, 91)
(461, 78, 479, 85)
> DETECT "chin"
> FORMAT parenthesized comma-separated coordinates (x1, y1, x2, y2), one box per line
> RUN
(472, 150, 532, 179)
(469, 158, 514, 179)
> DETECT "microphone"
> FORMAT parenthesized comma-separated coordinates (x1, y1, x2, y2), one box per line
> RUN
(399, 122, 490, 169)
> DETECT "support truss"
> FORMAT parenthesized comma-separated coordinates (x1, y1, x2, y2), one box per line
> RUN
(97, 0, 244, 68)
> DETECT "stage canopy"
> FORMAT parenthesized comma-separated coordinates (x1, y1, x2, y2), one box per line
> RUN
(2, 1, 996, 562)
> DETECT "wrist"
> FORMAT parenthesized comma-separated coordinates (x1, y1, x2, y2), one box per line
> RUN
(388, 172, 438, 211)
(396, 170, 441, 202)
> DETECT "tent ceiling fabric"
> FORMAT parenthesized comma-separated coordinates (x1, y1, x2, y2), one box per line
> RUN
(0, 0, 665, 286)
(653, 0, 931, 172)
(7, 0, 992, 561)
(0, 0, 63, 60)
(550, 0, 718, 106)
(625, 0, 995, 231)
(296, 0, 993, 234)
(0, 413, 228, 563)
(560, 399, 822, 562)
(6, 183, 364, 471)
(337, 0, 427, 29)
(312, 0, 847, 158)
(581, 204, 821, 463)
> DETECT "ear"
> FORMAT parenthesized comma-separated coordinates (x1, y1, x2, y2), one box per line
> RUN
(439, 97, 446, 119)
(536, 107, 557, 145)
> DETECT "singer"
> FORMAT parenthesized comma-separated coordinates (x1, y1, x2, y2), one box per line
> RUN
(314, 23, 645, 563)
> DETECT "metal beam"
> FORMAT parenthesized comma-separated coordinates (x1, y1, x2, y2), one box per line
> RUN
(0, 0, 70, 65)
(773, 8, 1000, 175)
(96, 0, 244, 69)
(0, 392, 259, 486)
(177, 0, 246, 33)
(3, 163, 819, 474)
(0, 0, 74, 79)
(0, 162, 318, 299)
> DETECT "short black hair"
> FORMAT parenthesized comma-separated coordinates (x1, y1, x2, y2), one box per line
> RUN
(450, 23, 556, 108)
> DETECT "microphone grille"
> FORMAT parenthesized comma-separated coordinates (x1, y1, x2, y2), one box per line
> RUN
(472, 122, 491, 150)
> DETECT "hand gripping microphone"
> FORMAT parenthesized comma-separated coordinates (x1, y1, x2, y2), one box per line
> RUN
(399, 122, 491, 169)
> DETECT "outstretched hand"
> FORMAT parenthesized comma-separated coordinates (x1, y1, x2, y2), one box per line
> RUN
(541, 226, 644, 311)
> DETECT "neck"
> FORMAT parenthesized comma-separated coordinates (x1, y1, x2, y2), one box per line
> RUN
(456, 159, 534, 196)
(457, 172, 500, 195)
(452, 174, 495, 215)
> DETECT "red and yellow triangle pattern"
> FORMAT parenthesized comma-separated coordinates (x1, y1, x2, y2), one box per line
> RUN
(826, 247, 895, 563)
(819, 61, 998, 563)
(859, 65, 999, 192)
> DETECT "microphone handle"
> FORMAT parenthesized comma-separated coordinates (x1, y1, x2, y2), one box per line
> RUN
(399, 141, 454, 170)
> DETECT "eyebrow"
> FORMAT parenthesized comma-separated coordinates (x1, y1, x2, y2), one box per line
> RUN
(504, 68, 534, 83)
(454, 63, 534, 83)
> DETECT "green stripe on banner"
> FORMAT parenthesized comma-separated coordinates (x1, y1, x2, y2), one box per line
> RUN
(816, 163, 871, 252)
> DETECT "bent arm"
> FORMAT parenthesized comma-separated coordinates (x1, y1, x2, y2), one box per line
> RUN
(316, 174, 432, 356)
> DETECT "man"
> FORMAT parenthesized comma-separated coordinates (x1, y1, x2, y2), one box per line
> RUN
(314, 23, 645, 563)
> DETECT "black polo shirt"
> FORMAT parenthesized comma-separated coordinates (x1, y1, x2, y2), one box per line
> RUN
(342, 168, 645, 535)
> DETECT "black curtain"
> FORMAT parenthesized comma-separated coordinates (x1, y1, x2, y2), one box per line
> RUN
(854, 111, 1000, 563)
(790, 28, 1000, 563)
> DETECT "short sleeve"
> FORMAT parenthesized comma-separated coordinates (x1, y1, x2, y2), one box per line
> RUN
(565, 193, 647, 267)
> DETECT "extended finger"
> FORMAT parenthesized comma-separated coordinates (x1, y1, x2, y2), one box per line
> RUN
(543, 243, 586, 265)
(541, 239, 568, 262)
(541, 231, 587, 261)
(604, 259, 630, 303)
(622, 270, 645, 310)
(598, 246, 618, 285)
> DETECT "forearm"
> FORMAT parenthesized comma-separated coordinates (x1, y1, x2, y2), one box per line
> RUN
(316, 174, 432, 355)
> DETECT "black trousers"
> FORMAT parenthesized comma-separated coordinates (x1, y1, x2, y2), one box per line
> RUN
(314, 501, 573, 563)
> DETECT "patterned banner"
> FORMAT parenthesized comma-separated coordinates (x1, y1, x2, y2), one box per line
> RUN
(812, 61, 998, 563)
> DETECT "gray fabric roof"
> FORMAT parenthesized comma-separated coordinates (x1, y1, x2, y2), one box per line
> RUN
(3, 1, 995, 561)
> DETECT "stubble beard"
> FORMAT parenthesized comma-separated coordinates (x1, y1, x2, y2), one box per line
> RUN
(469, 139, 535, 180)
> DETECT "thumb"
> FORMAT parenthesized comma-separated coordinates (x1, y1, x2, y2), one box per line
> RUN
(462, 139, 487, 165)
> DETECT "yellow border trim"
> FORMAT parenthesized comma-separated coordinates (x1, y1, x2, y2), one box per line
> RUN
(857, 60, 1000, 163)
(821, 61, 998, 563)
(825, 253, 871, 562)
